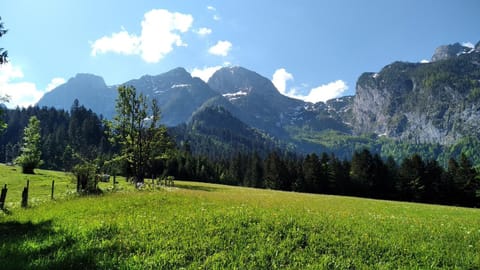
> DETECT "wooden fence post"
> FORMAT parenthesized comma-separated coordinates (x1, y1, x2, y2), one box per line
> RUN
(0, 184, 7, 210)
(21, 180, 29, 208)
(51, 180, 55, 200)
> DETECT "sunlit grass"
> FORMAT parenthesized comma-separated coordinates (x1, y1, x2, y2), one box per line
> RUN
(1, 167, 479, 269)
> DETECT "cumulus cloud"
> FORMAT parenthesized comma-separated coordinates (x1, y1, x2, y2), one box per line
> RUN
(208, 40, 232, 56)
(0, 62, 65, 108)
(207, 6, 216, 11)
(420, 59, 430, 64)
(303, 80, 348, 103)
(195, 27, 212, 36)
(191, 65, 223, 82)
(272, 68, 294, 94)
(91, 29, 140, 56)
(45, 77, 66, 92)
(91, 9, 193, 63)
(271, 68, 348, 103)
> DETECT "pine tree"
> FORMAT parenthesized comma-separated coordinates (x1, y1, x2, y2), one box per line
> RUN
(15, 116, 43, 174)
(302, 153, 321, 193)
(456, 154, 479, 206)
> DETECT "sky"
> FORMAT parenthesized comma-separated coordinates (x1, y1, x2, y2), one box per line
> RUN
(0, 0, 479, 108)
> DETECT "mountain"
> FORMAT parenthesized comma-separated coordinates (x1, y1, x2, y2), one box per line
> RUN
(123, 67, 220, 126)
(207, 66, 304, 137)
(431, 42, 473, 62)
(170, 105, 282, 159)
(37, 73, 116, 117)
(206, 66, 352, 139)
(37, 68, 221, 125)
(36, 39, 480, 160)
(37, 66, 352, 143)
(353, 41, 480, 145)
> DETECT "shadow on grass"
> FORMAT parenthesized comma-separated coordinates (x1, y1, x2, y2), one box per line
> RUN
(0, 220, 100, 269)
(176, 183, 222, 192)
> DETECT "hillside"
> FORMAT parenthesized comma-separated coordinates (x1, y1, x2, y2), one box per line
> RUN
(1, 168, 479, 269)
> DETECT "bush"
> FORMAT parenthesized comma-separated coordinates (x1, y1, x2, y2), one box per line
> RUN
(73, 163, 100, 194)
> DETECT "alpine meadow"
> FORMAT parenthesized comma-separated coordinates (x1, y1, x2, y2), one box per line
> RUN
(1, 2, 480, 269)
(1, 165, 479, 269)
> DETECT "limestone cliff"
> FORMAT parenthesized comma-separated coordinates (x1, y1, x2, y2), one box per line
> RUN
(353, 42, 480, 145)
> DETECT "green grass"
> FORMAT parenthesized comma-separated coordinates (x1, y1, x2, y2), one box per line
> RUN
(1, 165, 479, 269)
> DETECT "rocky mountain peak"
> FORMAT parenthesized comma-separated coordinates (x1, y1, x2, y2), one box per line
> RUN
(68, 73, 107, 88)
(207, 66, 279, 97)
(431, 42, 472, 62)
(159, 67, 192, 81)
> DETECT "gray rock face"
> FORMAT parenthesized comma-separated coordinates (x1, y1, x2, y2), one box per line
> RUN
(431, 42, 471, 62)
(354, 50, 480, 145)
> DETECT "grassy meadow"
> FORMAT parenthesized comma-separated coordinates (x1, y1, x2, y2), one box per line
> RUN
(0, 164, 479, 269)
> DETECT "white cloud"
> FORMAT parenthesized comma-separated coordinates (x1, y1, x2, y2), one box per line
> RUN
(207, 6, 216, 11)
(191, 65, 223, 82)
(304, 80, 348, 103)
(208, 40, 232, 56)
(45, 77, 66, 92)
(213, 15, 221, 21)
(420, 59, 430, 64)
(271, 68, 348, 103)
(0, 62, 65, 108)
(91, 9, 194, 63)
(91, 29, 140, 56)
(195, 27, 212, 36)
(272, 68, 294, 94)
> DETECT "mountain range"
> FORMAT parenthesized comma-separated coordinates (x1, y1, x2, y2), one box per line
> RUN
(37, 40, 480, 159)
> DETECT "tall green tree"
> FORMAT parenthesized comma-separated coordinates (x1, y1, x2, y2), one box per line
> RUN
(451, 154, 479, 206)
(302, 153, 321, 193)
(264, 152, 289, 190)
(0, 16, 7, 64)
(350, 149, 375, 195)
(0, 17, 9, 132)
(109, 85, 172, 184)
(15, 116, 43, 174)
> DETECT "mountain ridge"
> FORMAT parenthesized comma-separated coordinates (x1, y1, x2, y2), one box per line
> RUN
(36, 40, 480, 157)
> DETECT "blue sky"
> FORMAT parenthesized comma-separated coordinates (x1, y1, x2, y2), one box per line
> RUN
(1, 0, 478, 107)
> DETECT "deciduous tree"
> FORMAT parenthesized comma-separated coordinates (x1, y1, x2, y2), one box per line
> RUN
(109, 85, 172, 184)
(15, 116, 43, 174)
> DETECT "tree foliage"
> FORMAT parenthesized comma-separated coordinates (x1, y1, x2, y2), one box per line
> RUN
(15, 116, 43, 174)
(109, 85, 173, 184)
(0, 103, 478, 206)
(0, 16, 7, 65)
(0, 17, 9, 133)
